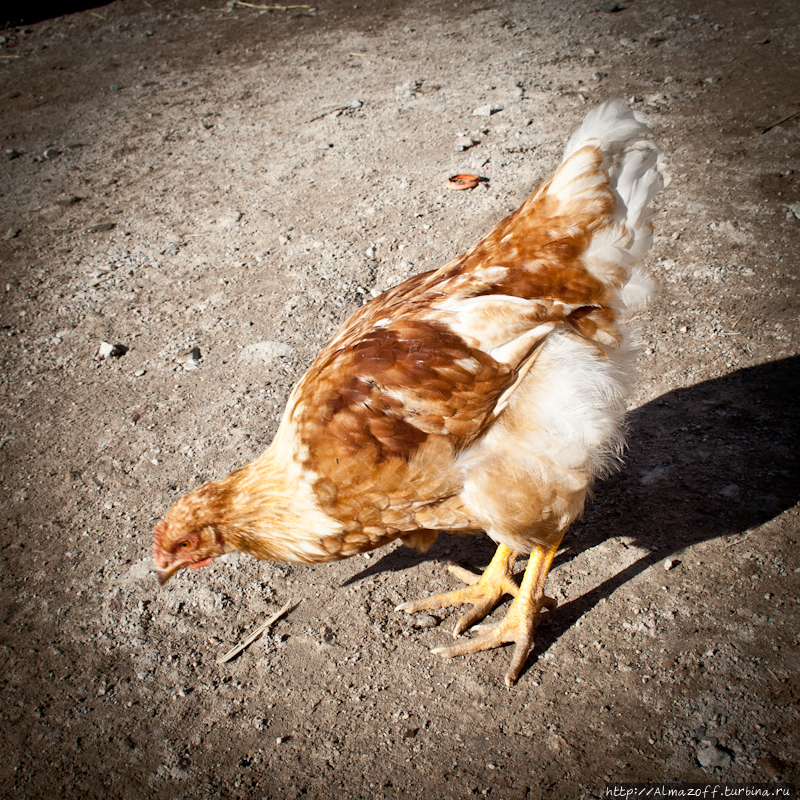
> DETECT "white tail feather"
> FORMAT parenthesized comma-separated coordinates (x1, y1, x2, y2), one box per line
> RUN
(554, 100, 665, 312)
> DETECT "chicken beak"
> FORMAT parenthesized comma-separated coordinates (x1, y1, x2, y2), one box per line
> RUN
(156, 562, 182, 585)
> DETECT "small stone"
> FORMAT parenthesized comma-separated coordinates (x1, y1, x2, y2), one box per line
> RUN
(43, 147, 62, 160)
(177, 346, 202, 366)
(110, 83, 120, 91)
(5, 148, 23, 160)
(599, 1, 625, 10)
(4, 228, 20, 240)
(664, 558, 679, 571)
(787, 202, 800, 220)
(592, 71, 608, 81)
(97, 341, 128, 359)
(697, 745, 732, 769)
(454, 136, 476, 152)
(413, 614, 439, 629)
(134, 369, 146, 377)
(87, 222, 116, 234)
(473, 104, 503, 117)
(719, 483, 740, 499)
(162, 242, 181, 256)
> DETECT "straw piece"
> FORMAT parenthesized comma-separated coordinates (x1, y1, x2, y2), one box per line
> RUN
(216, 599, 296, 664)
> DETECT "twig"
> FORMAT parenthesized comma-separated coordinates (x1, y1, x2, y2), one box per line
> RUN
(730, 314, 743, 330)
(89, 11, 107, 19)
(0, 55, 22, 59)
(232, 1, 312, 9)
(766, 666, 783, 683)
(216, 599, 296, 664)
(307, 101, 362, 123)
(762, 107, 800, 134)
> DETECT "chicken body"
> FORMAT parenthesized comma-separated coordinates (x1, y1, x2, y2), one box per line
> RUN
(154, 100, 665, 686)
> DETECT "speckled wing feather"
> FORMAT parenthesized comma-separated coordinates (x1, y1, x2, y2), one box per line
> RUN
(281, 100, 663, 553)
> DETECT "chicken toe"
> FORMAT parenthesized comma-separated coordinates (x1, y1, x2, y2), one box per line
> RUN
(396, 543, 520, 635)
(431, 538, 561, 686)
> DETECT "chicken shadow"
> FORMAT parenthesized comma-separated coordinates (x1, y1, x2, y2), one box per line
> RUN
(344, 355, 800, 674)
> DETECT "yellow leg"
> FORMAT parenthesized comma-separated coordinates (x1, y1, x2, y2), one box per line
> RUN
(396, 544, 521, 636)
(403, 539, 561, 687)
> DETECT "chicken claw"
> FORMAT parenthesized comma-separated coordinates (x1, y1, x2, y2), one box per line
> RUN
(432, 592, 557, 688)
(397, 539, 561, 686)
(396, 544, 520, 636)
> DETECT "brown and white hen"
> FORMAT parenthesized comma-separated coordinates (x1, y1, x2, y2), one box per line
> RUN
(154, 100, 665, 686)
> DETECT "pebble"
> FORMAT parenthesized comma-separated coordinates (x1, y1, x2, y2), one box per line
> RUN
(5, 148, 23, 160)
(454, 136, 476, 152)
(177, 346, 202, 369)
(473, 104, 503, 117)
(162, 242, 181, 256)
(134, 369, 146, 377)
(413, 614, 439, 629)
(718, 483, 740, 499)
(4, 228, 21, 240)
(664, 558, 679, 571)
(97, 341, 127, 359)
(87, 222, 116, 234)
(696, 745, 731, 769)
(43, 147, 62, 160)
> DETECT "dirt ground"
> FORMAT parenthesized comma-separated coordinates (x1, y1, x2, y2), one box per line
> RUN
(1, 0, 798, 796)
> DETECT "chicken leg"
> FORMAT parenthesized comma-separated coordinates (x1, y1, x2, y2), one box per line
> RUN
(397, 540, 560, 687)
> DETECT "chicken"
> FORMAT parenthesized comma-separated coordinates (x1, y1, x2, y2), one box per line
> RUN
(153, 100, 665, 686)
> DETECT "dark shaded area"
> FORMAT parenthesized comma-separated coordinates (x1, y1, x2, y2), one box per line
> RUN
(2, 1, 109, 29)
(349, 356, 800, 669)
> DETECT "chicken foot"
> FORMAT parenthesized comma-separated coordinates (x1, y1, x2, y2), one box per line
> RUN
(396, 543, 520, 634)
(397, 540, 560, 687)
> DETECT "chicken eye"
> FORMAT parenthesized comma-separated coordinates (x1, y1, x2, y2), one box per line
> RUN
(173, 537, 195, 554)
